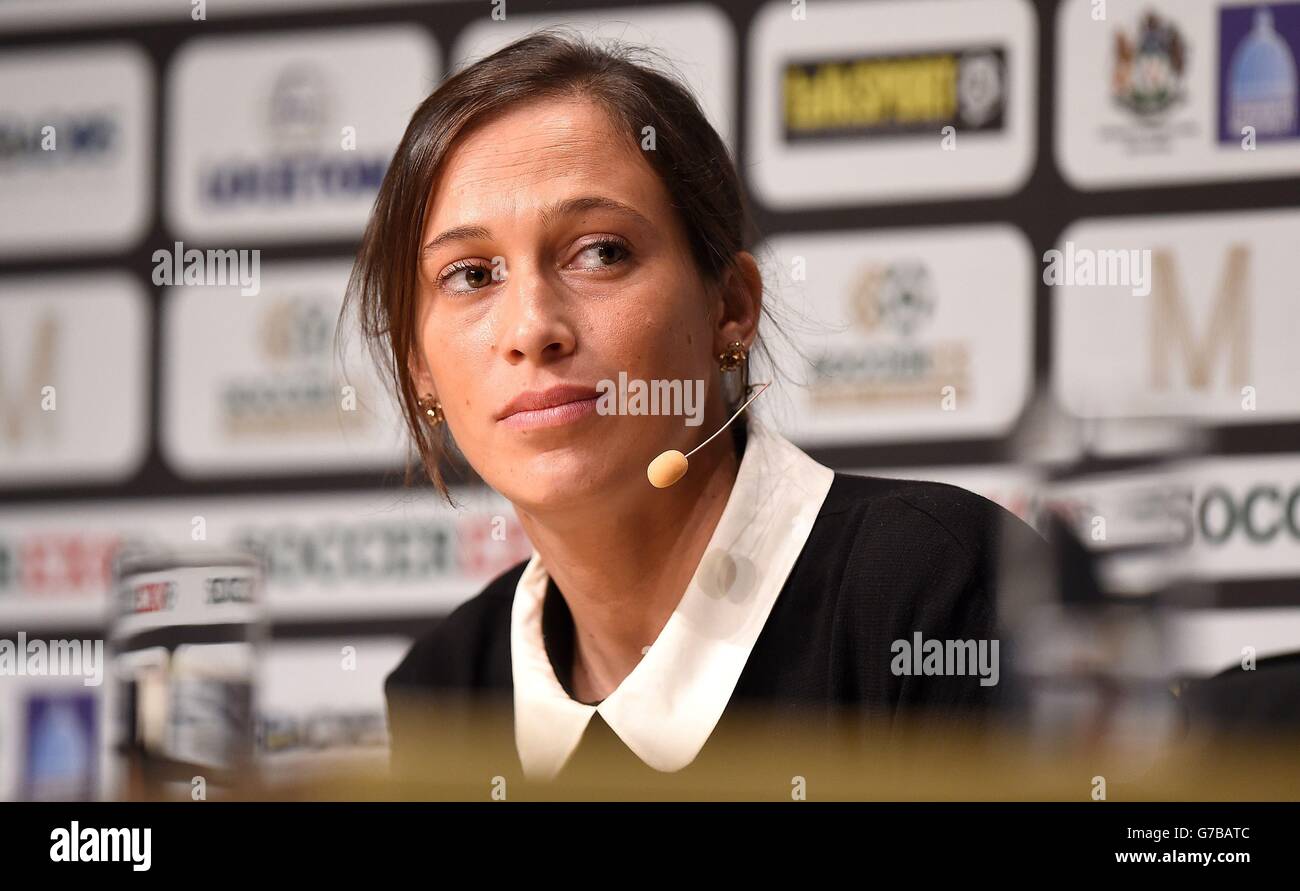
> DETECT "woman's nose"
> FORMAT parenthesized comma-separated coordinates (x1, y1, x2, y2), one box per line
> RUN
(495, 263, 577, 365)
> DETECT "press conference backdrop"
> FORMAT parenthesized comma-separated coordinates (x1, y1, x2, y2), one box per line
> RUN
(1, 0, 1298, 799)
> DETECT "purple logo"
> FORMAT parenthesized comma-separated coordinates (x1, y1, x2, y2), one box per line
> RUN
(22, 692, 98, 801)
(1219, 3, 1300, 142)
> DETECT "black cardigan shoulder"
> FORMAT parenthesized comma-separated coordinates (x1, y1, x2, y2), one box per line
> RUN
(385, 559, 522, 698)
(746, 471, 1040, 717)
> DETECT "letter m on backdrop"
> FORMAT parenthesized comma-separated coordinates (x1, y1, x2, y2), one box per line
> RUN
(1149, 245, 1251, 392)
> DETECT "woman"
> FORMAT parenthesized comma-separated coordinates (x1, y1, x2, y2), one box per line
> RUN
(347, 32, 1046, 786)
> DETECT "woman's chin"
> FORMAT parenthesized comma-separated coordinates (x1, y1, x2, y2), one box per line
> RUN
(489, 444, 639, 513)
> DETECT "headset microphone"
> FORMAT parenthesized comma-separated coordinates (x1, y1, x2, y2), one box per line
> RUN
(646, 382, 771, 488)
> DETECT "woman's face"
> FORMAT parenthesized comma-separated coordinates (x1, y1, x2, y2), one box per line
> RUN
(412, 97, 754, 512)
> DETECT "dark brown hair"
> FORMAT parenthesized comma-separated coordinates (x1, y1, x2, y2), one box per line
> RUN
(340, 29, 767, 502)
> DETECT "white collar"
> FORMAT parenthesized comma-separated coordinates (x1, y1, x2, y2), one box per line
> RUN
(509, 421, 835, 780)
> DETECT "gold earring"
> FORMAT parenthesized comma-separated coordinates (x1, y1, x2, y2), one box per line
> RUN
(718, 340, 750, 408)
(717, 340, 747, 372)
(417, 393, 444, 426)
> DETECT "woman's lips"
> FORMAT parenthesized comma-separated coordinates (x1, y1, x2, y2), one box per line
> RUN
(498, 395, 599, 431)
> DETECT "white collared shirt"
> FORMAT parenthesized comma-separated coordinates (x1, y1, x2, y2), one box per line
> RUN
(509, 420, 836, 780)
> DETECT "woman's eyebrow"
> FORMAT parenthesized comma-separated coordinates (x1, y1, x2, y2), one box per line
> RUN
(421, 223, 493, 255)
(421, 195, 652, 255)
(538, 195, 653, 231)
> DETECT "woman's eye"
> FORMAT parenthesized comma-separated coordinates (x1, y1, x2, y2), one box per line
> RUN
(573, 239, 630, 270)
(440, 261, 494, 293)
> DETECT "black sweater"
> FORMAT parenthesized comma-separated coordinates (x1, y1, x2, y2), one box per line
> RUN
(384, 471, 1048, 786)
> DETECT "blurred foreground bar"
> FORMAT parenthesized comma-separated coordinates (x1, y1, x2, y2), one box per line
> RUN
(120, 695, 1300, 801)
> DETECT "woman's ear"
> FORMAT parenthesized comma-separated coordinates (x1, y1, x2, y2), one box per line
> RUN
(713, 251, 763, 351)
(407, 350, 436, 400)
